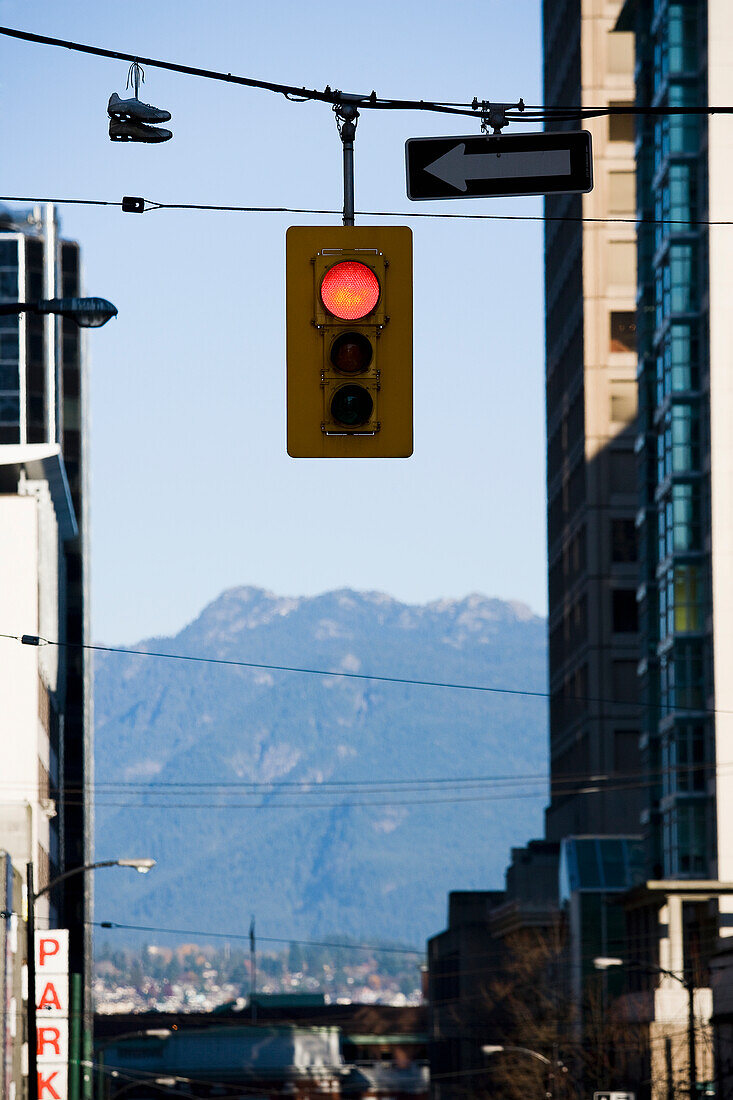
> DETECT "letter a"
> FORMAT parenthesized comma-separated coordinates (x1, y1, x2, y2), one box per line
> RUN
(37, 982, 62, 1011)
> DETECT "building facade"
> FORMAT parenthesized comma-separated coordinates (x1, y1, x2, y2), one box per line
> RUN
(615, 0, 733, 894)
(609, 2, 733, 1095)
(543, 0, 643, 843)
(0, 203, 93, 1099)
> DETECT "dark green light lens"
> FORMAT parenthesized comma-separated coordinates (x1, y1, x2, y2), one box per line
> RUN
(331, 385, 373, 427)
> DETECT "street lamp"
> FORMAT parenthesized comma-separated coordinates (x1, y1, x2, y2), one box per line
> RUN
(483, 1044, 566, 1100)
(28, 859, 156, 1100)
(593, 956, 697, 1097)
(0, 297, 117, 327)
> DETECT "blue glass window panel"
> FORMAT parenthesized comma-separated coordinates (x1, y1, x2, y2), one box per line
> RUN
(0, 395, 20, 423)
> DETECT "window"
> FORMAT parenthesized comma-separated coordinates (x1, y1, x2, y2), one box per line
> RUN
(612, 518, 637, 562)
(655, 163, 696, 252)
(674, 563, 703, 631)
(674, 645, 706, 711)
(610, 451, 636, 493)
(610, 381, 638, 424)
(609, 102, 635, 142)
(608, 240, 636, 286)
(670, 244, 695, 313)
(608, 30, 634, 74)
(658, 484, 700, 560)
(612, 662, 638, 704)
(664, 801, 707, 877)
(669, 83, 699, 153)
(612, 588, 638, 632)
(610, 311, 637, 353)
(657, 404, 700, 481)
(614, 729, 640, 773)
(671, 403, 699, 472)
(667, 4, 698, 75)
(609, 171, 636, 215)
(656, 324, 697, 402)
(659, 564, 703, 639)
(660, 644, 705, 715)
(0, 308, 20, 436)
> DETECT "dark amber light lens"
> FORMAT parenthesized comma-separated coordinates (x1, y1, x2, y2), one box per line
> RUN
(331, 385, 373, 427)
(330, 332, 373, 374)
(320, 262, 380, 320)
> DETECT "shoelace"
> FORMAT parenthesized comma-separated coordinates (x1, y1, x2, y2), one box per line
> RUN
(126, 59, 145, 100)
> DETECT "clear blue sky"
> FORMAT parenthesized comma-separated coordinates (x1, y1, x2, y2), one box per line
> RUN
(0, 0, 546, 644)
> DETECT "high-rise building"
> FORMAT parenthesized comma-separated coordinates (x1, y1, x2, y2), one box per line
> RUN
(0, 203, 93, 1096)
(614, 0, 733, 897)
(609, 1, 733, 1093)
(543, 0, 643, 843)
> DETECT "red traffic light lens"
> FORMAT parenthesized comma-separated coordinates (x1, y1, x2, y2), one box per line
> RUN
(320, 262, 380, 320)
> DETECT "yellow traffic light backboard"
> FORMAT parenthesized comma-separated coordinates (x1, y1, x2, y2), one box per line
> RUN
(286, 225, 413, 458)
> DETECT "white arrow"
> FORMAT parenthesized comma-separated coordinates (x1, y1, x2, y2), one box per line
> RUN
(424, 143, 572, 192)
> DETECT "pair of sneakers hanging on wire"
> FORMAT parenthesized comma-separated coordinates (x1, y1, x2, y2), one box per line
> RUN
(108, 62, 172, 143)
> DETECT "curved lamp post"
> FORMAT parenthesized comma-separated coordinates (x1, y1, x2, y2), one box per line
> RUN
(0, 298, 117, 328)
(594, 956, 697, 1098)
(483, 1044, 566, 1100)
(28, 859, 155, 1100)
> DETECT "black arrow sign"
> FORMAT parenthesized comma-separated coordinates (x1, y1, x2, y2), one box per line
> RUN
(405, 130, 593, 201)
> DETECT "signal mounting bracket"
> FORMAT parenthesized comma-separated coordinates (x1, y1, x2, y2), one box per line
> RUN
(333, 95, 361, 227)
(472, 98, 525, 135)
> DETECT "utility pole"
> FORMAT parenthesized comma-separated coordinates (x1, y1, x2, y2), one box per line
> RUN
(249, 915, 256, 1023)
(27, 863, 38, 1100)
(687, 972, 697, 1099)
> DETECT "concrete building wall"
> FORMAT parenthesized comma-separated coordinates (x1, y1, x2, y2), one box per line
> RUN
(544, 0, 642, 842)
(0, 203, 93, 1098)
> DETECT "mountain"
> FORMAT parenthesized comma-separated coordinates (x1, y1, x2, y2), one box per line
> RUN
(93, 587, 548, 948)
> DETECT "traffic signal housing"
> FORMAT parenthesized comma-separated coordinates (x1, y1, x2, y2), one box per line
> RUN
(286, 226, 413, 458)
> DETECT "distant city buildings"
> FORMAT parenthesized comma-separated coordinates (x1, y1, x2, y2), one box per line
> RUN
(93, 943, 424, 1015)
(0, 203, 93, 1098)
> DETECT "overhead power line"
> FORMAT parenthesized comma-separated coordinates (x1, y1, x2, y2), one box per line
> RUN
(0, 631, 554, 702)
(28, 774, 698, 811)
(2, 194, 733, 228)
(3, 630, 732, 718)
(90, 919, 424, 955)
(0, 25, 505, 119)
(0, 752, 721, 793)
(1, 25, 732, 123)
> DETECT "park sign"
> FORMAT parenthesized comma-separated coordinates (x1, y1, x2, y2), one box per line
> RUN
(405, 130, 593, 200)
(35, 931, 69, 1100)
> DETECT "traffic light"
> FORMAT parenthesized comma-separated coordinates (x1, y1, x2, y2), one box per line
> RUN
(286, 225, 413, 457)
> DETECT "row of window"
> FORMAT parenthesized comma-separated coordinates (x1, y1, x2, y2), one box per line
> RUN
(0, 239, 20, 422)
(639, 0, 709, 882)
(0, 310, 19, 426)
